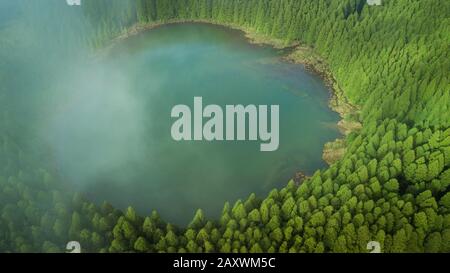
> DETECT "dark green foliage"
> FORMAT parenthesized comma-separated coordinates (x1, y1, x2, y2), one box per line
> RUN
(0, 0, 449, 253)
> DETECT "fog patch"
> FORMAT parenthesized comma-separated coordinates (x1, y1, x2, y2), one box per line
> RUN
(39, 61, 150, 189)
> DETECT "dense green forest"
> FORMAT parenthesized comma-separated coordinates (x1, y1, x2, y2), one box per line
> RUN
(0, 0, 449, 252)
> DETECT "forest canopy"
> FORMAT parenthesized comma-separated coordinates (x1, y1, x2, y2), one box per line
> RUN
(0, 0, 449, 253)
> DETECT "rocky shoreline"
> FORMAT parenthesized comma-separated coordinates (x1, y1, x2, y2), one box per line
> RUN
(283, 46, 361, 165)
(213, 24, 363, 166)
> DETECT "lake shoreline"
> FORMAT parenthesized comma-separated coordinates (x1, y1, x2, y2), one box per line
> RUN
(283, 46, 361, 165)
(104, 19, 361, 166)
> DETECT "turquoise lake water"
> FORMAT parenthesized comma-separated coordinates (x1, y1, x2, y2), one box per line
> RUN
(46, 23, 340, 224)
